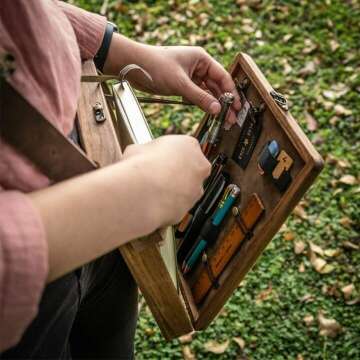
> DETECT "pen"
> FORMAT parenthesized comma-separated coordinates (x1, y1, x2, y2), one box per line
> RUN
(181, 184, 241, 274)
(177, 172, 228, 262)
(201, 93, 234, 156)
(176, 153, 227, 237)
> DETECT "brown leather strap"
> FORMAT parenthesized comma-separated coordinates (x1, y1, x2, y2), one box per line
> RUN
(0, 79, 96, 182)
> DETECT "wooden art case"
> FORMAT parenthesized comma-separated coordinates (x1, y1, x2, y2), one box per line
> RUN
(77, 53, 323, 341)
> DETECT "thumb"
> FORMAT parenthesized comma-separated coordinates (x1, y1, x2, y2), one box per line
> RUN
(181, 77, 221, 114)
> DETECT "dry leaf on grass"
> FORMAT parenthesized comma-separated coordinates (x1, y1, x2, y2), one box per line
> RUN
(342, 241, 359, 250)
(339, 175, 357, 185)
(309, 241, 324, 256)
(300, 293, 315, 303)
(308, 245, 334, 273)
(293, 205, 308, 219)
(233, 337, 246, 350)
(283, 231, 295, 241)
(294, 240, 306, 254)
(179, 333, 194, 344)
(324, 248, 341, 257)
(318, 311, 342, 338)
(339, 217, 353, 227)
(341, 284, 355, 299)
(329, 39, 340, 52)
(182, 345, 196, 360)
(303, 314, 314, 326)
(256, 284, 273, 304)
(298, 262, 305, 272)
(304, 111, 318, 131)
(299, 61, 317, 76)
(204, 340, 230, 354)
(334, 104, 352, 116)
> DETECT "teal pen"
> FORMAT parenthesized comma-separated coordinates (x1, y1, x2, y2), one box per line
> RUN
(182, 184, 240, 274)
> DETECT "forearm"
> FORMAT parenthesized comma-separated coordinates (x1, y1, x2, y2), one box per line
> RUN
(29, 158, 157, 283)
(103, 33, 149, 75)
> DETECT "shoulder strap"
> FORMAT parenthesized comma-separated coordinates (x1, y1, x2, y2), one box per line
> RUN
(0, 79, 96, 182)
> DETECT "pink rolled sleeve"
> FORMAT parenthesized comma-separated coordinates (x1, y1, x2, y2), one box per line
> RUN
(0, 0, 107, 352)
(57, 1, 107, 60)
(0, 191, 48, 351)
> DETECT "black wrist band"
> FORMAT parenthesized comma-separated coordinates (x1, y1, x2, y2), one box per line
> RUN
(94, 22, 118, 72)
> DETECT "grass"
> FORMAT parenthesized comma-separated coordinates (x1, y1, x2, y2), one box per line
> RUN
(72, 0, 360, 358)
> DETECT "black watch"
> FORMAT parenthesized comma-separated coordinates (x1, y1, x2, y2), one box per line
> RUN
(94, 21, 118, 72)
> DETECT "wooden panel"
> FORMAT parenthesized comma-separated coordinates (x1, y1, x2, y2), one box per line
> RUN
(176, 53, 323, 329)
(77, 60, 193, 340)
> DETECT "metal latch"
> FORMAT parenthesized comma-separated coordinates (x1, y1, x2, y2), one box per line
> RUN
(93, 102, 106, 123)
(270, 90, 288, 111)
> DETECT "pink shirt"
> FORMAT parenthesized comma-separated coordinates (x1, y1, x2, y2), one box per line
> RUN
(0, 1, 106, 351)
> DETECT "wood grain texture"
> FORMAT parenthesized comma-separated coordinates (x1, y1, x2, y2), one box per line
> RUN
(178, 53, 324, 330)
(77, 61, 193, 340)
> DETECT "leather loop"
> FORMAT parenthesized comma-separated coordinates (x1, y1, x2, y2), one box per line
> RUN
(118, 64, 153, 85)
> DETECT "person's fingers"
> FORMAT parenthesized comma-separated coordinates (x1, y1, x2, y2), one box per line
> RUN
(179, 74, 221, 114)
(204, 78, 222, 98)
(205, 57, 241, 111)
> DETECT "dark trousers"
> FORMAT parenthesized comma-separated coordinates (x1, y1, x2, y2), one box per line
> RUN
(1, 251, 138, 359)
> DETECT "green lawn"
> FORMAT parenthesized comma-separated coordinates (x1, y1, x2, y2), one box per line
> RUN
(73, 1, 359, 358)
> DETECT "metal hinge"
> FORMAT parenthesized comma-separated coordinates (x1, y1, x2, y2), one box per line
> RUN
(93, 102, 106, 123)
(270, 90, 288, 111)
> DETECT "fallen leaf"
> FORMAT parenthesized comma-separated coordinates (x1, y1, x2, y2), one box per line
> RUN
(337, 159, 350, 168)
(293, 205, 308, 219)
(304, 111, 318, 131)
(303, 314, 314, 326)
(334, 104, 352, 116)
(309, 241, 324, 256)
(298, 262, 305, 272)
(342, 241, 359, 250)
(179, 333, 194, 344)
(300, 293, 315, 303)
(256, 284, 273, 304)
(312, 256, 327, 272)
(318, 311, 342, 338)
(324, 248, 341, 257)
(204, 340, 230, 354)
(341, 284, 355, 299)
(182, 345, 196, 360)
(283, 34, 293, 42)
(294, 240, 306, 254)
(339, 217, 353, 227)
(283, 231, 295, 241)
(322, 90, 337, 100)
(299, 61, 317, 76)
(233, 337, 246, 350)
(308, 245, 327, 273)
(339, 175, 357, 185)
(303, 38, 317, 54)
(319, 264, 335, 274)
(322, 284, 341, 298)
(346, 298, 360, 305)
(329, 39, 340, 52)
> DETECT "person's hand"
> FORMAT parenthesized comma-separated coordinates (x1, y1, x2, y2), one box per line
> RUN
(122, 135, 211, 226)
(128, 45, 241, 126)
(104, 35, 241, 125)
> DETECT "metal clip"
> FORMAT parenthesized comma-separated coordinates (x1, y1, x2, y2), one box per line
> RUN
(93, 102, 106, 123)
(270, 90, 288, 111)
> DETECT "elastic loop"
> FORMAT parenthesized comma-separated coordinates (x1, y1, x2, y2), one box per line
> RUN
(202, 252, 220, 289)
